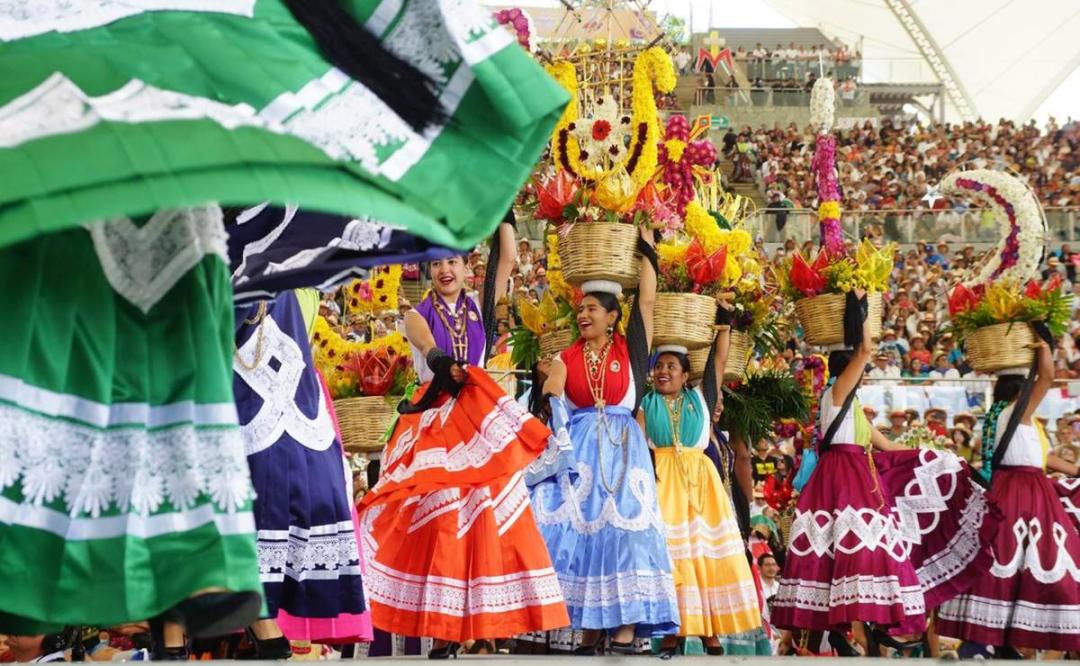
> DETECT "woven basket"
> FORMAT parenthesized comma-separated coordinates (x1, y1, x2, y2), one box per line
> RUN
(780, 506, 796, 548)
(334, 396, 398, 452)
(653, 292, 718, 350)
(687, 347, 707, 382)
(401, 280, 425, 306)
(725, 330, 752, 381)
(965, 322, 1036, 373)
(558, 222, 640, 287)
(540, 328, 576, 359)
(794, 292, 883, 346)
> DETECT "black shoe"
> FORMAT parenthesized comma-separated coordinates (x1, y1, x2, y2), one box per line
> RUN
(163, 591, 262, 639)
(466, 640, 496, 655)
(609, 639, 638, 655)
(870, 628, 924, 653)
(573, 635, 605, 656)
(429, 642, 461, 660)
(704, 645, 724, 656)
(993, 646, 1025, 660)
(829, 631, 860, 657)
(245, 630, 292, 660)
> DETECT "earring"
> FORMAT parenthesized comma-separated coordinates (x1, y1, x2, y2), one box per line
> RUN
(606, 325, 614, 336)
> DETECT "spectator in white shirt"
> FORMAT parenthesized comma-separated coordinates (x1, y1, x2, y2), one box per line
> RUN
(759, 553, 781, 602)
(868, 352, 902, 381)
(929, 351, 961, 383)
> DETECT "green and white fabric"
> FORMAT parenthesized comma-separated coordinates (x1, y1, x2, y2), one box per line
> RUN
(0, 204, 261, 634)
(0, 0, 568, 252)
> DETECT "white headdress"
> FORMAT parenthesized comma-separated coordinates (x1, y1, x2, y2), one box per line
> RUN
(581, 279, 623, 297)
(655, 344, 689, 356)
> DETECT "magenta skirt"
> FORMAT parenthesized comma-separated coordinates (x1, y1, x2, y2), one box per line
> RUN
(772, 445, 997, 634)
(936, 467, 1080, 650)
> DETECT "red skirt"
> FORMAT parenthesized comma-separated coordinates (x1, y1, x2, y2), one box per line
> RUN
(936, 467, 1080, 650)
(357, 368, 569, 641)
(772, 445, 996, 634)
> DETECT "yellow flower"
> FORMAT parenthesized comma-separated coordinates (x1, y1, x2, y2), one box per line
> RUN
(664, 139, 687, 163)
(720, 229, 752, 257)
(986, 282, 1022, 321)
(684, 201, 722, 254)
(818, 201, 841, 221)
(657, 240, 690, 266)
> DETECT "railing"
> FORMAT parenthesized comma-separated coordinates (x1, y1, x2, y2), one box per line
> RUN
(728, 55, 863, 83)
(692, 86, 867, 109)
(749, 206, 1080, 245)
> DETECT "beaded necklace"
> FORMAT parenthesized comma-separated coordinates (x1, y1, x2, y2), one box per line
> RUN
(664, 390, 704, 513)
(585, 336, 628, 494)
(431, 293, 469, 362)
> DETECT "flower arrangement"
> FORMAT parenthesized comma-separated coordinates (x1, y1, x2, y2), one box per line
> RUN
(809, 76, 835, 133)
(658, 115, 717, 217)
(718, 370, 809, 447)
(493, 7, 536, 52)
(781, 239, 895, 299)
(656, 201, 753, 294)
(344, 265, 402, 315)
(808, 77, 843, 257)
(547, 47, 676, 212)
(896, 423, 949, 451)
(947, 276, 1073, 341)
(311, 317, 414, 399)
(941, 170, 1045, 286)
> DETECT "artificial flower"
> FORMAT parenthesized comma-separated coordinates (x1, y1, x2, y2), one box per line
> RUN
(685, 238, 727, 286)
(817, 201, 841, 222)
(535, 170, 578, 224)
(790, 251, 827, 297)
(947, 283, 982, 316)
(684, 200, 723, 254)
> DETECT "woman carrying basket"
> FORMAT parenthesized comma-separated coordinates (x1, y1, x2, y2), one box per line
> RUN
(771, 290, 998, 650)
(639, 306, 762, 657)
(357, 221, 569, 659)
(529, 225, 680, 654)
(936, 328, 1080, 654)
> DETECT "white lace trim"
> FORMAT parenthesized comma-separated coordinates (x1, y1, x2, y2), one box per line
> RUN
(401, 472, 529, 539)
(1058, 477, 1080, 525)
(532, 464, 666, 534)
(938, 595, 1080, 634)
(0, 401, 252, 517)
(773, 575, 925, 616)
(234, 315, 335, 455)
(366, 560, 565, 617)
(374, 396, 533, 490)
(676, 578, 760, 617)
(915, 478, 990, 593)
(891, 449, 962, 544)
(988, 517, 1080, 583)
(257, 520, 361, 584)
(557, 569, 677, 609)
(0, 0, 255, 41)
(87, 204, 229, 313)
(785, 506, 910, 561)
(0, 373, 236, 430)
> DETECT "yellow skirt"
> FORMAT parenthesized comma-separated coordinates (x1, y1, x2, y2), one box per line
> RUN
(654, 447, 762, 637)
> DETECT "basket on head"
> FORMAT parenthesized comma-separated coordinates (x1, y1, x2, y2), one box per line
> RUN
(964, 322, 1036, 373)
(540, 327, 576, 359)
(334, 395, 398, 452)
(558, 222, 640, 288)
(725, 330, 752, 381)
(653, 292, 719, 350)
(794, 292, 883, 346)
(688, 346, 709, 382)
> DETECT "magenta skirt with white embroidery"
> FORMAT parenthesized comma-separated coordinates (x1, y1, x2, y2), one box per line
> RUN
(772, 445, 997, 634)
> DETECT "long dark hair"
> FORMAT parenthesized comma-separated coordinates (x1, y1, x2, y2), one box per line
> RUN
(281, 0, 446, 132)
(993, 374, 1025, 404)
(828, 349, 855, 378)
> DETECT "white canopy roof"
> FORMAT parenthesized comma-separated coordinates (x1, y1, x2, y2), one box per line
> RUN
(761, 0, 1080, 122)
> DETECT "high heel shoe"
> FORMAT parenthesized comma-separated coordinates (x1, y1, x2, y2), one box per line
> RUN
(245, 629, 293, 660)
(428, 642, 461, 660)
(869, 628, 924, 654)
(703, 644, 724, 656)
(162, 591, 262, 639)
(466, 640, 496, 655)
(572, 635, 605, 656)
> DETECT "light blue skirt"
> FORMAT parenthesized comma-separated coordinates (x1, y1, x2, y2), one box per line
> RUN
(527, 400, 679, 637)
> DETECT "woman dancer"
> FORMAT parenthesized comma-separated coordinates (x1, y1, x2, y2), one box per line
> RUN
(936, 331, 1080, 653)
(641, 326, 762, 657)
(531, 226, 680, 653)
(233, 291, 369, 658)
(357, 223, 568, 658)
(772, 290, 997, 644)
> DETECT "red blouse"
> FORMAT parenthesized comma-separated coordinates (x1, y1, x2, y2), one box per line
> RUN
(562, 335, 631, 408)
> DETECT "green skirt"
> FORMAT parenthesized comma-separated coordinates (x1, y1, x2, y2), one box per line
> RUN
(0, 205, 260, 634)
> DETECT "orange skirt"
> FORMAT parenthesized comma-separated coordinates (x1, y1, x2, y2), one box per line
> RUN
(358, 368, 569, 641)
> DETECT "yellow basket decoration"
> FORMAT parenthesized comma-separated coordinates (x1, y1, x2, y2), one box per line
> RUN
(558, 222, 640, 287)
(965, 322, 1036, 374)
(794, 292, 883, 346)
(725, 330, 752, 381)
(334, 396, 397, 453)
(653, 292, 718, 350)
(540, 327, 576, 359)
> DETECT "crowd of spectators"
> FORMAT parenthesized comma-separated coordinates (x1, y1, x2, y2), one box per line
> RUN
(723, 116, 1080, 213)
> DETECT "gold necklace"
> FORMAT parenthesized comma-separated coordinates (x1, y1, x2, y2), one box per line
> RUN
(584, 338, 612, 409)
(234, 302, 269, 371)
(664, 390, 705, 513)
(431, 294, 469, 362)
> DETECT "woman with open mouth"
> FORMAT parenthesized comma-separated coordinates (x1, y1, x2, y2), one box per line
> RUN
(640, 316, 762, 658)
(529, 224, 680, 654)
(357, 220, 569, 659)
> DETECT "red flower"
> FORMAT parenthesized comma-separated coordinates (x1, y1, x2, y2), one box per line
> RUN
(591, 120, 612, 142)
(948, 283, 981, 316)
(685, 238, 727, 285)
(534, 170, 578, 224)
(1045, 272, 1064, 294)
(1024, 279, 1043, 300)
(790, 252, 826, 298)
